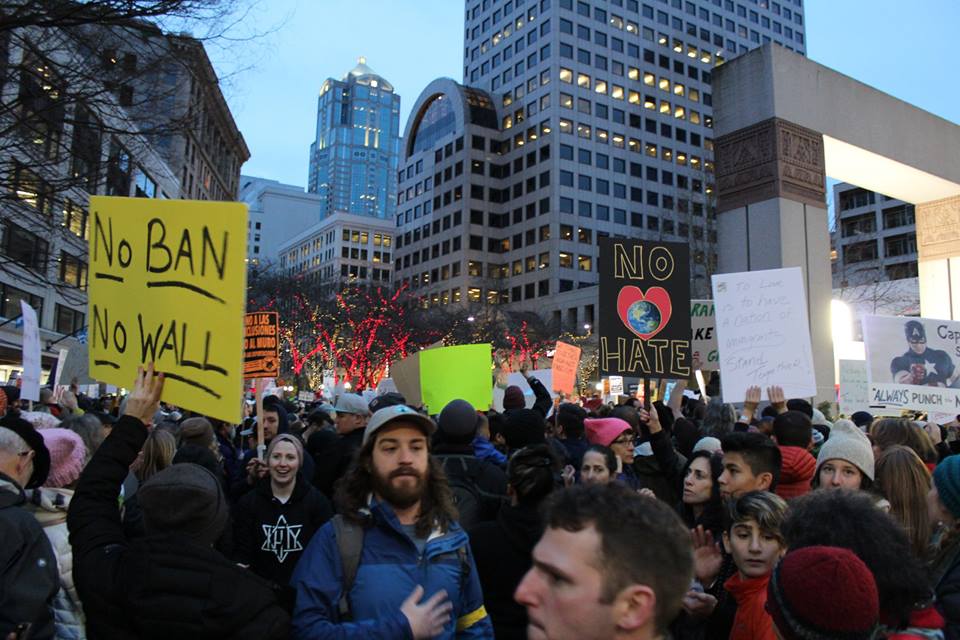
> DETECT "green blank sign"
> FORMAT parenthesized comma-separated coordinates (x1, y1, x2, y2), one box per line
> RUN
(419, 344, 492, 412)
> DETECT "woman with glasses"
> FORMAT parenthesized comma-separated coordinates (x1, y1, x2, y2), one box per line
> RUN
(584, 417, 641, 490)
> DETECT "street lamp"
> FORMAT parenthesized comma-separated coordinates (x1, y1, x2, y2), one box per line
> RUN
(467, 315, 475, 322)
(583, 323, 591, 331)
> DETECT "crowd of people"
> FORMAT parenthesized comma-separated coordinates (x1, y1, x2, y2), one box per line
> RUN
(3, 364, 960, 639)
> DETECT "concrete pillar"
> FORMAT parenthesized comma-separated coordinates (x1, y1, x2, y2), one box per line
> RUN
(714, 117, 835, 404)
(917, 195, 960, 321)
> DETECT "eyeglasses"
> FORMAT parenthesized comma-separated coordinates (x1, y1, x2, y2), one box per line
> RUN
(611, 435, 634, 446)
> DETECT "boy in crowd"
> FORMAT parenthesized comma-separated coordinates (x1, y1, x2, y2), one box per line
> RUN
(722, 491, 788, 640)
(718, 432, 782, 499)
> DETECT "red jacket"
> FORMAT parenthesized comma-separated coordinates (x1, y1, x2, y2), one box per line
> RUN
(725, 572, 776, 640)
(776, 446, 816, 500)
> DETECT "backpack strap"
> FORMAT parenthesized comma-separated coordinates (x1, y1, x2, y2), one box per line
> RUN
(332, 514, 364, 621)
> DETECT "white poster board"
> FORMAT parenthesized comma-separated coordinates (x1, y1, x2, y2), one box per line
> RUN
(609, 375, 624, 395)
(53, 348, 69, 388)
(690, 300, 719, 370)
(19, 301, 41, 402)
(712, 267, 816, 402)
(863, 315, 960, 414)
(838, 359, 873, 416)
(492, 370, 556, 413)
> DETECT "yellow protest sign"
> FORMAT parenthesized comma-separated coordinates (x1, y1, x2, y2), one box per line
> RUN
(88, 196, 247, 422)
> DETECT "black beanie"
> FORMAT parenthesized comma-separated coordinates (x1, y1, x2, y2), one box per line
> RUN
(139, 462, 229, 547)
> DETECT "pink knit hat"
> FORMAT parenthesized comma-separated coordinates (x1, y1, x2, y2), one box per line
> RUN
(39, 428, 86, 488)
(584, 417, 633, 447)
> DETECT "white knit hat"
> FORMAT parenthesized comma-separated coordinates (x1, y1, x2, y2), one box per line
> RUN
(816, 419, 874, 481)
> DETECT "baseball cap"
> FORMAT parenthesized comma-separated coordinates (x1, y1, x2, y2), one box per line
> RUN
(369, 392, 407, 414)
(335, 393, 370, 416)
(363, 404, 436, 446)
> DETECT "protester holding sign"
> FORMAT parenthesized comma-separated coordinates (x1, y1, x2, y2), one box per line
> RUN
(68, 365, 290, 639)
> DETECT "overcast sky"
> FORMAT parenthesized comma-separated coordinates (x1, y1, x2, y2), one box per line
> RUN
(214, 0, 960, 188)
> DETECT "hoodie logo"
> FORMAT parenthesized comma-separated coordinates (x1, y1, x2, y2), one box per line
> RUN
(262, 515, 303, 563)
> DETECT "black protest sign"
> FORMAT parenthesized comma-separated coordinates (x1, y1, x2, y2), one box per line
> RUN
(244, 312, 280, 378)
(598, 238, 692, 378)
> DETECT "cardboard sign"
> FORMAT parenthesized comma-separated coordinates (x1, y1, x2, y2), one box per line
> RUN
(19, 301, 40, 402)
(864, 315, 960, 414)
(298, 390, 315, 402)
(690, 300, 719, 370)
(59, 340, 96, 386)
(392, 344, 492, 412)
(712, 267, 816, 402)
(88, 196, 247, 423)
(52, 348, 69, 387)
(244, 312, 280, 379)
(599, 239, 691, 379)
(552, 341, 581, 395)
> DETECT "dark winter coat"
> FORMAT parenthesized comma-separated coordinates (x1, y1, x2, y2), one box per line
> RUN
(0, 472, 58, 639)
(233, 475, 333, 591)
(312, 428, 364, 499)
(633, 430, 687, 505)
(68, 415, 290, 640)
(434, 444, 508, 525)
(931, 531, 960, 639)
(468, 503, 544, 640)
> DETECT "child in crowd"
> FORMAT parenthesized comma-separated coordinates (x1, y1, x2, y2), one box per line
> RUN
(722, 491, 788, 640)
(718, 432, 782, 499)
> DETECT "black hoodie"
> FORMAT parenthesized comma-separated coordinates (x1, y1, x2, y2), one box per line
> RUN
(233, 475, 333, 593)
(468, 503, 544, 640)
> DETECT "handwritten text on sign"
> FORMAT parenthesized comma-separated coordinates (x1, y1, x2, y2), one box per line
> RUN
(711, 267, 816, 402)
(552, 341, 581, 395)
(88, 196, 247, 423)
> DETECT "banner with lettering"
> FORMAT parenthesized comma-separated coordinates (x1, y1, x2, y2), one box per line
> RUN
(244, 312, 280, 379)
(88, 196, 247, 422)
(864, 314, 960, 415)
(712, 267, 816, 402)
(598, 238, 691, 379)
(690, 300, 719, 370)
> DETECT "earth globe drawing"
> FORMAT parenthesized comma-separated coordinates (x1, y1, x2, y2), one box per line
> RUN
(627, 300, 661, 335)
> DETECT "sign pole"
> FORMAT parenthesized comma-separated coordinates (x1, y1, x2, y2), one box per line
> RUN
(255, 378, 266, 461)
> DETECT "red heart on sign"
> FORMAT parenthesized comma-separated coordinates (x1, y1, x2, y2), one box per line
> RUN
(616, 286, 672, 340)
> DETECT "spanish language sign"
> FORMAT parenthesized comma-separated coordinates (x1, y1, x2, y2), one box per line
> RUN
(598, 238, 691, 379)
(690, 299, 718, 369)
(712, 267, 816, 402)
(88, 196, 247, 423)
(551, 341, 581, 395)
(244, 312, 280, 379)
(863, 315, 960, 414)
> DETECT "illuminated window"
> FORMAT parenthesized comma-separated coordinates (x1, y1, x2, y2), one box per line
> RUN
(690, 156, 702, 169)
(611, 85, 624, 100)
(676, 152, 688, 166)
(468, 287, 481, 303)
(596, 129, 609, 144)
(559, 119, 573, 134)
(452, 289, 462, 303)
(673, 83, 685, 96)
(689, 88, 700, 102)
(577, 73, 591, 89)
(578, 255, 592, 271)
(658, 77, 670, 91)
(628, 90, 640, 104)
(612, 133, 625, 148)
(659, 100, 671, 114)
(559, 67, 573, 83)
(628, 138, 641, 153)
(560, 224, 573, 240)
(672, 39, 683, 53)
(503, 115, 513, 129)
(595, 80, 607, 94)
(690, 110, 701, 124)
(610, 14, 624, 29)
(645, 143, 658, 157)
(661, 147, 673, 162)
(468, 260, 482, 277)
(687, 44, 698, 59)
(643, 96, 656, 110)
(643, 72, 655, 86)
(559, 252, 573, 268)
(629, 67, 640, 80)
(674, 106, 686, 120)
(577, 123, 591, 139)
(560, 93, 573, 108)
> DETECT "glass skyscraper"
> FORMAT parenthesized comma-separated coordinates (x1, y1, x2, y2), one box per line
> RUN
(308, 58, 401, 220)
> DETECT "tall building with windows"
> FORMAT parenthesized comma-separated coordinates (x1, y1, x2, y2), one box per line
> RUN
(307, 58, 402, 221)
(831, 183, 918, 287)
(394, 0, 806, 329)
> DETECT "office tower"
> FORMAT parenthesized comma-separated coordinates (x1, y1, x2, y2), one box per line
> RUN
(831, 183, 918, 287)
(307, 58, 402, 221)
(395, 0, 806, 330)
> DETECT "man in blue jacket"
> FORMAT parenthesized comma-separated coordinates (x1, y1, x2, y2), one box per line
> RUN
(291, 404, 492, 639)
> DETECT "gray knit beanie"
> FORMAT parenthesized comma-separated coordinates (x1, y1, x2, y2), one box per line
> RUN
(816, 419, 875, 481)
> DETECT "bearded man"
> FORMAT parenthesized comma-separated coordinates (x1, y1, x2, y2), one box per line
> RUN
(290, 404, 492, 639)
